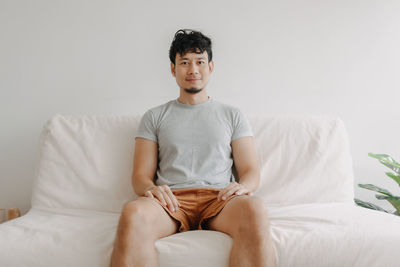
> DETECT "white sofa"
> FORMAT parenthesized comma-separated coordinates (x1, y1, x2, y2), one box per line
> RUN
(1, 114, 400, 267)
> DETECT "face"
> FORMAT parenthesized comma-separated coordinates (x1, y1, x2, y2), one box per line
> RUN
(171, 50, 214, 94)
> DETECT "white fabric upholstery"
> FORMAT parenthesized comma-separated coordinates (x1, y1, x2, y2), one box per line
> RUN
(1, 114, 399, 267)
(31, 115, 141, 212)
(252, 115, 354, 205)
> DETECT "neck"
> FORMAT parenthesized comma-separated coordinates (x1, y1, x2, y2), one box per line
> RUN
(178, 90, 209, 105)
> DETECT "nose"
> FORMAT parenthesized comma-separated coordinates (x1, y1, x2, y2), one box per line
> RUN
(187, 63, 199, 75)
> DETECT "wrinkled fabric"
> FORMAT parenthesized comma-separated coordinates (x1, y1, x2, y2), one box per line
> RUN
(0, 114, 399, 267)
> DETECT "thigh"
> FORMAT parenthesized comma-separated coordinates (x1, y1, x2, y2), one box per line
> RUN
(122, 197, 179, 239)
(206, 195, 266, 236)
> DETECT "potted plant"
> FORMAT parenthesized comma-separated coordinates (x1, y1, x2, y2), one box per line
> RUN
(354, 153, 400, 216)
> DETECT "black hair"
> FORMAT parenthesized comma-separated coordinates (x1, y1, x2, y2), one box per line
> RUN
(169, 29, 213, 65)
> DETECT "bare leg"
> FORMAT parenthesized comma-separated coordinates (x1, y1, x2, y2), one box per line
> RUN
(207, 196, 276, 267)
(110, 197, 178, 267)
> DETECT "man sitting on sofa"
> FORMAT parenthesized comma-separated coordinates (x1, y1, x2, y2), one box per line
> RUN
(110, 29, 276, 267)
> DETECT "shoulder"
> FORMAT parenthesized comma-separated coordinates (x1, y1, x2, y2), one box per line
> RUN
(146, 100, 175, 115)
(211, 100, 244, 120)
(211, 99, 241, 113)
(137, 100, 175, 137)
(142, 99, 176, 120)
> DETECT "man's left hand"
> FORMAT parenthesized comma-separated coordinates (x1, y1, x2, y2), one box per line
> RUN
(217, 181, 252, 201)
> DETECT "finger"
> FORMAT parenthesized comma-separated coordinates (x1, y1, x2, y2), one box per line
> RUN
(157, 186, 175, 212)
(164, 188, 180, 211)
(218, 182, 237, 200)
(221, 185, 241, 200)
(235, 188, 250, 196)
(153, 191, 167, 207)
(163, 193, 177, 213)
(219, 184, 239, 200)
(145, 191, 154, 199)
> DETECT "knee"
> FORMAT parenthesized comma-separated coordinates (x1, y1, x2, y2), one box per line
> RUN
(235, 197, 269, 234)
(120, 200, 153, 229)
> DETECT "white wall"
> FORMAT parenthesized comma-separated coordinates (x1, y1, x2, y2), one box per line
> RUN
(1, 0, 399, 215)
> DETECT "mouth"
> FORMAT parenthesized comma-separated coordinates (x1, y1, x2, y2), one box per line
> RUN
(186, 78, 201, 82)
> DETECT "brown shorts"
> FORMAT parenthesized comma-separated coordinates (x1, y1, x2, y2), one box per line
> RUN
(155, 187, 238, 232)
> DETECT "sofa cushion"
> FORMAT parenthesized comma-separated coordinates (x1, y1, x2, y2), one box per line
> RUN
(252, 115, 354, 205)
(1, 204, 400, 267)
(31, 115, 140, 212)
(31, 114, 354, 212)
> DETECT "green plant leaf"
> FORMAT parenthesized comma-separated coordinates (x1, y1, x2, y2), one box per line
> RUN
(375, 195, 400, 214)
(375, 195, 400, 200)
(368, 153, 400, 174)
(385, 172, 400, 187)
(354, 198, 390, 213)
(358, 183, 393, 196)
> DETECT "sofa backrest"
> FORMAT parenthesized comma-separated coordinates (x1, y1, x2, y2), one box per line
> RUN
(31, 114, 354, 213)
(252, 115, 354, 206)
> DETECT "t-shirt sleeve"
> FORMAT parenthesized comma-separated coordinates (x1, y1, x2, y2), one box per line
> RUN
(231, 109, 253, 141)
(135, 110, 158, 143)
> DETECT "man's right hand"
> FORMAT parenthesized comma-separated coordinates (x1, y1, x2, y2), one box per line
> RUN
(144, 185, 181, 213)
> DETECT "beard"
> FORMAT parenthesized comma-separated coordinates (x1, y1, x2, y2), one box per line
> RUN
(184, 88, 203, 94)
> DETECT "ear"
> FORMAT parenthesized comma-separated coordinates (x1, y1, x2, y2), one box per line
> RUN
(208, 60, 215, 73)
(170, 62, 176, 77)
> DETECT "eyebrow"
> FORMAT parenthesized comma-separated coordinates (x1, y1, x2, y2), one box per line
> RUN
(178, 56, 207, 61)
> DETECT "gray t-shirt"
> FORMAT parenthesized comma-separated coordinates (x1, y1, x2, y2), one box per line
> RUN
(135, 97, 253, 189)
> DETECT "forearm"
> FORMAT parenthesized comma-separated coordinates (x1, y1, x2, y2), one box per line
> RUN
(238, 169, 260, 193)
(132, 175, 157, 196)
